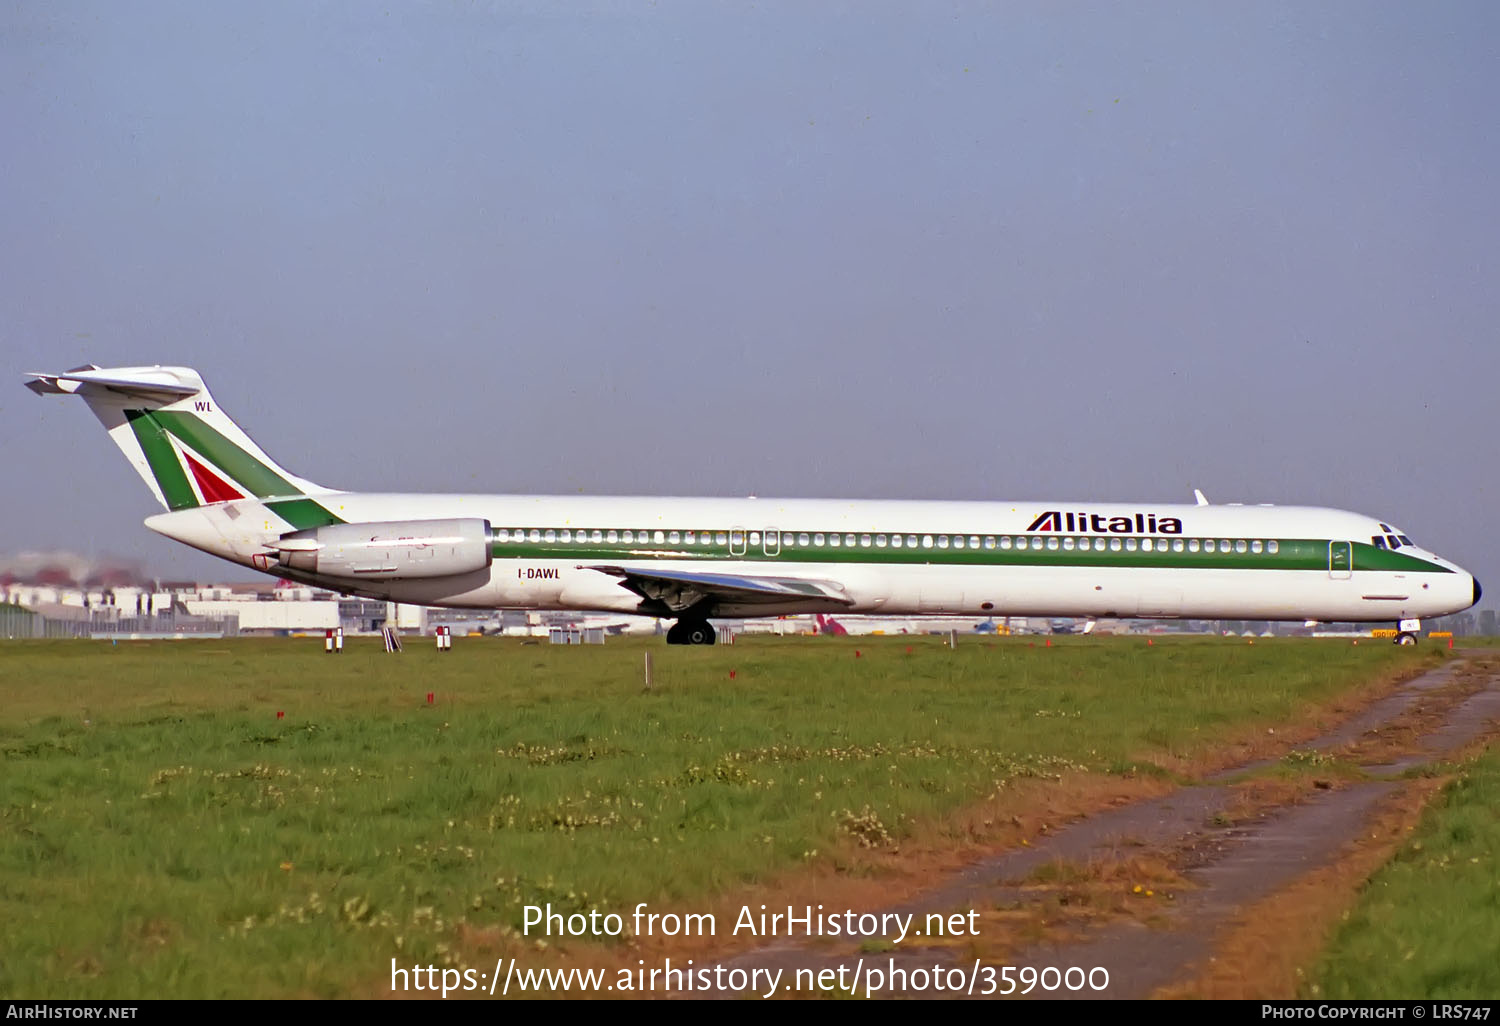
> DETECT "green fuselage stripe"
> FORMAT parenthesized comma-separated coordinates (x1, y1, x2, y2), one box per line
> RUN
(126, 411, 197, 511)
(485, 533, 1448, 573)
(266, 499, 345, 530)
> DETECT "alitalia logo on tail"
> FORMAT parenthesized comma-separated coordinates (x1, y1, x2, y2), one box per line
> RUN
(1027, 511, 1183, 534)
(125, 408, 303, 510)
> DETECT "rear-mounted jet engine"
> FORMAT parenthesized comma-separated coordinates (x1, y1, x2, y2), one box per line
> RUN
(269, 518, 492, 579)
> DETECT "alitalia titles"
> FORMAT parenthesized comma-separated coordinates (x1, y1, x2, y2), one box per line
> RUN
(1027, 511, 1183, 535)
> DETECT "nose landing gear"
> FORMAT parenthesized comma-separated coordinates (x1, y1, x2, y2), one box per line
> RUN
(1394, 617, 1422, 646)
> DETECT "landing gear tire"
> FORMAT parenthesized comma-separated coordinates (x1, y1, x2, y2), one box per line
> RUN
(1395, 631, 1418, 646)
(666, 619, 716, 645)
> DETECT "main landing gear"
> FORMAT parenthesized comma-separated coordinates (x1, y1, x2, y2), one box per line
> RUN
(665, 619, 717, 646)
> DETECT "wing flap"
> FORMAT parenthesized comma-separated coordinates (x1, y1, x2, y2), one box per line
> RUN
(585, 565, 856, 613)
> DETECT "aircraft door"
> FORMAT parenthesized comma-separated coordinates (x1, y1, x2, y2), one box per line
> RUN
(1329, 541, 1353, 580)
(729, 528, 747, 557)
(763, 529, 780, 557)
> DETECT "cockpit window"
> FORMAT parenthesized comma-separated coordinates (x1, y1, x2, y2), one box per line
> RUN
(1374, 524, 1407, 549)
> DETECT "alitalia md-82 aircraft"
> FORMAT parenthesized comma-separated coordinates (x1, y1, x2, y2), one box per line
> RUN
(28, 365, 1480, 645)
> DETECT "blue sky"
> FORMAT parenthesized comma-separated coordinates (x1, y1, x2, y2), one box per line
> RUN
(3, 3, 1496, 595)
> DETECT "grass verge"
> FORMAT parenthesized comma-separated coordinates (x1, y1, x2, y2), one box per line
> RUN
(0, 634, 1435, 997)
(1307, 743, 1500, 999)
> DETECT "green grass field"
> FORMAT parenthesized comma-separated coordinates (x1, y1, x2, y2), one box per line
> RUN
(1308, 743, 1500, 999)
(0, 635, 1437, 997)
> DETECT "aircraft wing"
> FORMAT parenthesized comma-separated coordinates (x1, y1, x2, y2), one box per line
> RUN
(584, 565, 856, 613)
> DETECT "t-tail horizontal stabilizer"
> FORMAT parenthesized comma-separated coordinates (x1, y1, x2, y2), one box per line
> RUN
(25, 364, 333, 512)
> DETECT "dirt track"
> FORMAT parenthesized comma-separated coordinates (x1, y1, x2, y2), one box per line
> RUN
(705, 652, 1500, 999)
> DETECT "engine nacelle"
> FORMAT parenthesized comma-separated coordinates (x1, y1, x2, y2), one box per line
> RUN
(271, 518, 491, 580)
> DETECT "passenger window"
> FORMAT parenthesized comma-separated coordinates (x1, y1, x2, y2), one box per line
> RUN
(1109, 538, 1122, 551)
(998, 536, 1011, 550)
(560, 529, 571, 542)
(1063, 537, 1075, 551)
(1251, 540, 1262, 554)
(654, 530, 665, 544)
(1045, 537, 1059, 550)
(828, 533, 840, 547)
(845, 534, 856, 546)
(1141, 538, 1153, 552)
(529, 529, 542, 543)
(937, 535, 949, 548)
(876, 534, 887, 547)
(544, 529, 556, 543)
(907, 535, 918, 548)
(668, 531, 680, 544)
(953, 536, 965, 549)
(923, 535, 935, 548)
(730, 530, 743, 547)
(891, 535, 903, 548)
(1125, 538, 1138, 552)
(984, 536, 996, 549)
(715, 531, 728, 545)
(496, 529, 510, 542)
(607, 530, 618, 544)
(1220, 540, 1231, 552)
(684, 531, 694, 544)
(797, 532, 810, 546)
(1188, 538, 1199, 553)
(860, 534, 871, 547)
(1235, 539, 1247, 553)
(1268, 540, 1279, 554)
(747, 531, 759, 546)
(1172, 539, 1184, 552)
(1030, 537, 1044, 551)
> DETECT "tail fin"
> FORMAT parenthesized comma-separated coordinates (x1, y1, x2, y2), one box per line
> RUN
(26, 365, 334, 511)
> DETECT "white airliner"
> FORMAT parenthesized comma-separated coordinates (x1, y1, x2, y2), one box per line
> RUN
(27, 366, 1480, 645)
